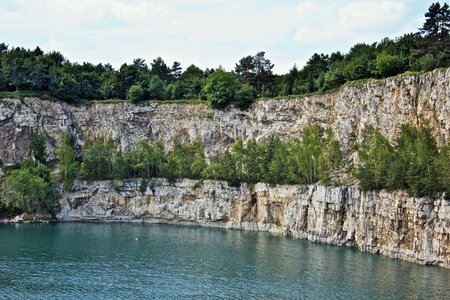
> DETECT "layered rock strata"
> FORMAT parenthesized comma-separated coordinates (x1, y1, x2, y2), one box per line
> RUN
(1, 69, 449, 165)
(57, 179, 450, 268)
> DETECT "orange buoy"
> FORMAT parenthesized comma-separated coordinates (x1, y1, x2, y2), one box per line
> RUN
(135, 238, 139, 241)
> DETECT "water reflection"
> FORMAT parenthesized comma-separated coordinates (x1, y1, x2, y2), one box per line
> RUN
(0, 223, 449, 299)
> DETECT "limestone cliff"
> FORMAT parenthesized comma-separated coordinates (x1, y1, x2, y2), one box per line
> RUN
(0, 68, 449, 165)
(57, 179, 450, 268)
(2, 69, 450, 267)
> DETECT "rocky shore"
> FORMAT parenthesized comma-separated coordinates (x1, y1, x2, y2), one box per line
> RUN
(55, 178, 450, 268)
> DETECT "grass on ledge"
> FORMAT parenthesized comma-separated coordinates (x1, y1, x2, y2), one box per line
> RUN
(0, 90, 58, 101)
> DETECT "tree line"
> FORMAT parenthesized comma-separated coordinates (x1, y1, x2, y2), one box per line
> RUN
(0, 125, 342, 217)
(2, 121, 449, 217)
(59, 125, 342, 187)
(355, 124, 450, 197)
(0, 3, 449, 108)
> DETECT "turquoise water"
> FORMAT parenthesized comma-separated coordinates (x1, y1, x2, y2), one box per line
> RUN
(1, 223, 449, 299)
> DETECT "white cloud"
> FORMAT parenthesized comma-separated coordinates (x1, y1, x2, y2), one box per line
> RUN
(49, 38, 68, 47)
(338, 1, 407, 32)
(292, 1, 408, 46)
(111, 2, 171, 22)
(0, 0, 430, 73)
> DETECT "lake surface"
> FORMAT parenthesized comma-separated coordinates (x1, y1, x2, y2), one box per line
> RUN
(1, 223, 449, 299)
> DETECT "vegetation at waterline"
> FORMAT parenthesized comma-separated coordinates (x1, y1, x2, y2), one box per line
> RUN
(0, 3, 450, 108)
(0, 133, 58, 217)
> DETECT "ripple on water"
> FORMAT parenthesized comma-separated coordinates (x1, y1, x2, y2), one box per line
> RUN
(0, 223, 449, 299)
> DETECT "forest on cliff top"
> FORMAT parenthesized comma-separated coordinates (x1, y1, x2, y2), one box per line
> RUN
(0, 3, 450, 109)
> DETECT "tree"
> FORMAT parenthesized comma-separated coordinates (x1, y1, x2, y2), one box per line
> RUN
(1, 160, 56, 215)
(190, 138, 207, 179)
(134, 140, 156, 178)
(165, 80, 186, 100)
(49, 68, 81, 102)
(31, 131, 47, 165)
(55, 132, 78, 189)
(182, 64, 205, 99)
(203, 69, 238, 109)
(278, 64, 299, 96)
(170, 61, 182, 82)
(235, 51, 274, 94)
(420, 2, 450, 40)
(133, 58, 149, 72)
(434, 144, 450, 197)
(374, 51, 405, 77)
(394, 124, 439, 196)
(80, 137, 110, 180)
(150, 57, 171, 84)
(235, 83, 257, 110)
(355, 126, 394, 190)
(128, 84, 144, 103)
(2, 168, 50, 213)
(419, 2, 450, 57)
(148, 75, 165, 100)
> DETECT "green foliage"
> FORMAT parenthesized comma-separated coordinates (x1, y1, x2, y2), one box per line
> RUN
(355, 123, 448, 198)
(394, 124, 439, 196)
(80, 136, 114, 180)
(202, 126, 342, 186)
(49, 69, 81, 102)
(434, 144, 450, 197)
(419, 2, 450, 41)
(55, 131, 78, 190)
(410, 53, 437, 72)
(355, 126, 395, 190)
(374, 51, 405, 77)
(139, 178, 147, 194)
(128, 84, 144, 103)
(113, 178, 124, 190)
(31, 131, 47, 164)
(203, 69, 238, 109)
(182, 64, 205, 99)
(165, 80, 186, 100)
(0, 159, 57, 217)
(287, 126, 340, 185)
(235, 51, 275, 94)
(235, 83, 257, 110)
(148, 75, 165, 100)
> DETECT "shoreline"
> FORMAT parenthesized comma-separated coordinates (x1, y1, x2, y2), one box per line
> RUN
(3, 213, 449, 269)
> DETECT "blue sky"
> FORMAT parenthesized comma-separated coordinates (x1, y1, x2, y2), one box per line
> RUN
(0, 0, 436, 74)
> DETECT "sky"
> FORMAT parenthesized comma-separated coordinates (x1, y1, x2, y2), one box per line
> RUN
(0, 0, 437, 74)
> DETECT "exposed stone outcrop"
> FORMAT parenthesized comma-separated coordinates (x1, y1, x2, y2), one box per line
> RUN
(1, 69, 449, 165)
(57, 179, 450, 268)
(2, 69, 450, 267)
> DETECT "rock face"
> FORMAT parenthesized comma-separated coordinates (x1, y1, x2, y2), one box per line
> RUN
(1, 69, 449, 165)
(2, 69, 450, 267)
(57, 179, 450, 268)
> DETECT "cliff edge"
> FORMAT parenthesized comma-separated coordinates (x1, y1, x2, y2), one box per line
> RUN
(0, 68, 449, 165)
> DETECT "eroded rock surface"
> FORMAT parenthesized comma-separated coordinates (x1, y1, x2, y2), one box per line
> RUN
(1, 69, 449, 164)
(57, 179, 450, 268)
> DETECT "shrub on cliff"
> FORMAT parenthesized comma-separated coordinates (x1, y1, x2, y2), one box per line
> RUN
(203, 69, 238, 109)
(128, 84, 144, 103)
